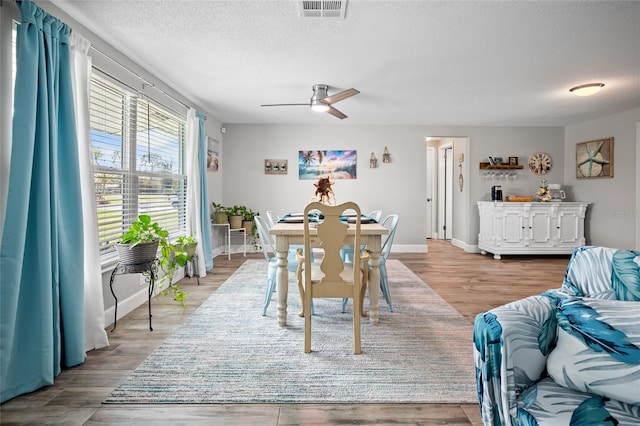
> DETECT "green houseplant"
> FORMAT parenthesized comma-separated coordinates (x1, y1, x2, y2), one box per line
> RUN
(116, 214, 168, 265)
(175, 235, 198, 257)
(238, 206, 258, 239)
(225, 205, 244, 229)
(212, 202, 228, 224)
(117, 214, 192, 307)
(157, 235, 196, 308)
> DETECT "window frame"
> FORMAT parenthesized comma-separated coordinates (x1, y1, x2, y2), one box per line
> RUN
(90, 72, 188, 267)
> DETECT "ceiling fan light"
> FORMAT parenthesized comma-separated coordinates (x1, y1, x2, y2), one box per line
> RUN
(311, 100, 330, 112)
(569, 83, 604, 97)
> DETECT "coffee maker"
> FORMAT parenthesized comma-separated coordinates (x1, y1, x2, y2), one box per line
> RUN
(548, 184, 566, 201)
(491, 185, 503, 201)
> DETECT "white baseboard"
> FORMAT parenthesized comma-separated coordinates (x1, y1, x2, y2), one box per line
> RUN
(390, 244, 428, 253)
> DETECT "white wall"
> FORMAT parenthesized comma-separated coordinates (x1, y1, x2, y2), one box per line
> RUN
(564, 107, 640, 250)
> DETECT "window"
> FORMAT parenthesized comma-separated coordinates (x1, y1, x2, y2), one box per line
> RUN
(90, 73, 187, 261)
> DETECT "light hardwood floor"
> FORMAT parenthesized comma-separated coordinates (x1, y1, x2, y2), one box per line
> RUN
(0, 240, 570, 425)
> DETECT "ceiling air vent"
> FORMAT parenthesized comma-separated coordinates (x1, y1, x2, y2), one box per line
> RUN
(299, 0, 347, 18)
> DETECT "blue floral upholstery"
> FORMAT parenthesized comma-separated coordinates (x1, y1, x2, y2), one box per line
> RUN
(473, 246, 640, 426)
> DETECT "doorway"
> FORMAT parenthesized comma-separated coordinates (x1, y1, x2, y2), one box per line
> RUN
(426, 137, 469, 245)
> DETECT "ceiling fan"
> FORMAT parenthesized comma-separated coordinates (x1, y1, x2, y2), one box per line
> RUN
(260, 84, 359, 119)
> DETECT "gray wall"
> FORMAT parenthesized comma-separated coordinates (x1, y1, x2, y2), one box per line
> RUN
(217, 118, 638, 251)
(218, 124, 567, 250)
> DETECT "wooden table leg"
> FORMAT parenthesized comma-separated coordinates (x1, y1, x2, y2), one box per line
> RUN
(275, 237, 290, 327)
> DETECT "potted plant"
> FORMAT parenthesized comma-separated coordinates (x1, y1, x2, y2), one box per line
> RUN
(116, 214, 168, 265)
(226, 205, 244, 229)
(236, 206, 257, 237)
(175, 235, 198, 257)
(211, 202, 228, 224)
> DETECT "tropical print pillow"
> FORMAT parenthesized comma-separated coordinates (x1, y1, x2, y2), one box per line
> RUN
(547, 297, 640, 405)
(562, 246, 640, 301)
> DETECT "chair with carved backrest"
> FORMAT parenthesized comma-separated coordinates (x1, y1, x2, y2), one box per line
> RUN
(296, 201, 369, 354)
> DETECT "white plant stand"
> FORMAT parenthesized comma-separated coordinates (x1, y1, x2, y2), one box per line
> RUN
(211, 222, 247, 260)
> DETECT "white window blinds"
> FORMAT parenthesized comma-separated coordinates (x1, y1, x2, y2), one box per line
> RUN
(90, 74, 187, 260)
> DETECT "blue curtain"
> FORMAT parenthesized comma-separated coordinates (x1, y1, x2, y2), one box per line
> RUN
(0, 0, 85, 403)
(197, 112, 213, 270)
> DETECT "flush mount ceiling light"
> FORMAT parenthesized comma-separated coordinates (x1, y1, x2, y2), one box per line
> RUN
(569, 83, 605, 97)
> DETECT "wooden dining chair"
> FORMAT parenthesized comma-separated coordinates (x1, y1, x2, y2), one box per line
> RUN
(297, 201, 369, 354)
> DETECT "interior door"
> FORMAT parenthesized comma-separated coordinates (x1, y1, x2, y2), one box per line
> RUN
(437, 143, 453, 240)
(425, 147, 436, 238)
(444, 146, 453, 240)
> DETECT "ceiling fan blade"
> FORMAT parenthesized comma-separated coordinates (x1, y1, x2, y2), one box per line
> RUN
(326, 105, 347, 119)
(260, 103, 310, 107)
(322, 88, 359, 105)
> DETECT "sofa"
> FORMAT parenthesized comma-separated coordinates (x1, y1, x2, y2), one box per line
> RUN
(473, 246, 640, 426)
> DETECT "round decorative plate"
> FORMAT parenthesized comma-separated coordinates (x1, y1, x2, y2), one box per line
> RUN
(528, 152, 552, 175)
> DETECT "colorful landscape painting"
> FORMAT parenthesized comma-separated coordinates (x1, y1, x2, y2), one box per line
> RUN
(298, 150, 357, 180)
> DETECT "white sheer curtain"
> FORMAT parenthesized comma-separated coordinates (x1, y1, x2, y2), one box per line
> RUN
(69, 31, 109, 351)
(185, 108, 206, 276)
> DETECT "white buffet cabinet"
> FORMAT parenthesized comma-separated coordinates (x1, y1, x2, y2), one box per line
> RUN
(477, 201, 590, 259)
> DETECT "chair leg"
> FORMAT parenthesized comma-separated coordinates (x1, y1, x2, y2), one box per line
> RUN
(379, 265, 393, 312)
(262, 276, 277, 316)
(353, 285, 362, 355)
(304, 298, 312, 354)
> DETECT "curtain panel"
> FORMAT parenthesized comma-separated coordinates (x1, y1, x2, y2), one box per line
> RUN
(197, 112, 213, 271)
(0, 0, 85, 403)
(69, 30, 109, 352)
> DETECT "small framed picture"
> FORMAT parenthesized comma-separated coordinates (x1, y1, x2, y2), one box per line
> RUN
(508, 157, 518, 166)
(265, 159, 287, 175)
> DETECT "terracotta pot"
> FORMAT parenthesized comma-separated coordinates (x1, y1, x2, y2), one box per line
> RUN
(214, 212, 228, 224)
(242, 220, 254, 236)
(229, 215, 242, 229)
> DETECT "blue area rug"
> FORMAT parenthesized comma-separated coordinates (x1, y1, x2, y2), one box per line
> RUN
(104, 259, 477, 404)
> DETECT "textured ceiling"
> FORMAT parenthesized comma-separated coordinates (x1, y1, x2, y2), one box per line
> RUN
(49, 0, 640, 126)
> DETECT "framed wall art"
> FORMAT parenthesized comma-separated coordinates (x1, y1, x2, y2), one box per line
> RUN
(265, 159, 287, 175)
(298, 150, 357, 180)
(576, 137, 614, 178)
(207, 137, 219, 171)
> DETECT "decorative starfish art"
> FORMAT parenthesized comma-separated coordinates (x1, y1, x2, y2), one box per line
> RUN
(577, 140, 610, 178)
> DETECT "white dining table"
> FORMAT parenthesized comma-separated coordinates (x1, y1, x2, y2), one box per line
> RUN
(269, 221, 388, 327)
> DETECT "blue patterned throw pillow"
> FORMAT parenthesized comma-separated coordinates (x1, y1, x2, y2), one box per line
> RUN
(547, 297, 640, 405)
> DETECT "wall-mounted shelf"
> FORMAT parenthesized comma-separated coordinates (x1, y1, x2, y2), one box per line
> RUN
(479, 162, 524, 170)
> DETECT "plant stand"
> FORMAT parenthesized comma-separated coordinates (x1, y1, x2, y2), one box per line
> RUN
(184, 253, 200, 285)
(109, 259, 158, 332)
(211, 223, 247, 260)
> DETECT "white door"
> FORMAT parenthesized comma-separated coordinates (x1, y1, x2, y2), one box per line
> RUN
(438, 144, 454, 240)
(426, 147, 436, 238)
